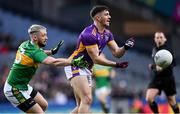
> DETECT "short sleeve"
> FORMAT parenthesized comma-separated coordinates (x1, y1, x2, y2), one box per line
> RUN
(33, 49, 48, 63)
(108, 32, 114, 42)
(81, 34, 97, 46)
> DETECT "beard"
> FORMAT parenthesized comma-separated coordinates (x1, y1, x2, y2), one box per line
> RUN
(103, 24, 109, 28)
(38, 42, 46, 47)
(103, 21, 110, 28)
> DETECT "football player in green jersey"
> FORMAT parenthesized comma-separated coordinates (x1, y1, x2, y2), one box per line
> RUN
(93, 53, 116, 113)
(3, 24, 87, 113)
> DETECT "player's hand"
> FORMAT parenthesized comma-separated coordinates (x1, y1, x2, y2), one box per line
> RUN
(51, 40, 64, 55)
(156, 65, 163, 72)
(71, 55, 89, 68)
(116, 61, 128, 68)
(124, 38, 135, 50)
(149, 63, 156, 70)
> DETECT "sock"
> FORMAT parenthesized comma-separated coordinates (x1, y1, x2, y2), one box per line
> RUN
(149, 101, 159, 113)
(171, 104, 179, 113)
(101, 102, 110, 113)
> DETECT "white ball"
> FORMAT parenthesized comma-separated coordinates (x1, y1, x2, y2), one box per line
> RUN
(154, 49, 173, 69)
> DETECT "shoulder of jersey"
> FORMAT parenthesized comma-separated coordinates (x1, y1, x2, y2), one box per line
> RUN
(20, 41, 37, 50)
(82, 25, 97, 37)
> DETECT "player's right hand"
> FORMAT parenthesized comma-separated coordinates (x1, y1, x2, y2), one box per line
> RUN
(156, 65, 163, 72)
(116, 61, 128, 68)
(124, 38, 135, 50)
(71, 55, 89, 68)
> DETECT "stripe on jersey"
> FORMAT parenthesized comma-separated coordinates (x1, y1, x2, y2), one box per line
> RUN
(16, 51, 37, 67)
(71, 66, 80, 76)
(69, 42, 86, 59)
(94, 70, 110, 77)
(72, 70, 80, 74)
(86, 44, 98, 49)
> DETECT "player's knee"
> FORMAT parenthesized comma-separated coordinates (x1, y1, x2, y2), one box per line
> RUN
(167, 97, 176, 105)
(41, 100, 48, 111)
(82, 94, 93, 105)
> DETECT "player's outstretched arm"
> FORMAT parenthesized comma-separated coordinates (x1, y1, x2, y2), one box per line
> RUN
(107, 38, 135, 58)
(86, 45, 128, 68)
(42, 55, 88, 67)
(44, 40, 64, 55)
(42, 56, 71, 66)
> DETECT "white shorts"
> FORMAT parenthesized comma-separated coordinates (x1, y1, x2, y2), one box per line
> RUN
(4, 81, 35, 107)
(64, 66, 92, 86)
(95, 86, 111, 98)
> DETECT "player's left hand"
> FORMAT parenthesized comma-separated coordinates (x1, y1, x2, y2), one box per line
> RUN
(124, 38, 135, 50)
(71, 55, 89, 68)
(51, 40, 64, 55)
(116, 61, 128, 68)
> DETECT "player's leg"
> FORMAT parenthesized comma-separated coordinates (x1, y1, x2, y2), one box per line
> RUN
(167, 95, 179, 113)
(164, 76, 179, 113)
(96, 87, 110, 113)
(71, 89, 81, 114)
(25, 103, 44, 113)
(21, 86, 45, 113)
(3, 82, 44, 113)
(70, 76, 92, 113)
(26, 84, 48, 111)
(99, 94, 110, 113)
(33, 92, 48, 111)
(146, 88, 159, 113)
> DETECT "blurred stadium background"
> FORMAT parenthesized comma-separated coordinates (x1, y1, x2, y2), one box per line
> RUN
(0, 0, 180, 113)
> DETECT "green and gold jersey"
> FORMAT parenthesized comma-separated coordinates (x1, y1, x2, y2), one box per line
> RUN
(7, 40, 48, 90)
(93, 64, 112, 88)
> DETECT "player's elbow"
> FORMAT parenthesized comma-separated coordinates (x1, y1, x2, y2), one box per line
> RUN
(112, 48, 125, 58)
(42, 57, 57, 66)
(112, 52, 119, 58)
(112, 51, 121, 58)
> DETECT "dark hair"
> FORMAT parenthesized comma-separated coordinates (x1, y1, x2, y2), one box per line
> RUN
(90, 5, 109, 18)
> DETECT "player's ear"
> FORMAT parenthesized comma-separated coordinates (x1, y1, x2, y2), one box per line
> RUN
(154, 37, 156, 42)
(32, 33, 38, 41)
(164, 37, 167, 42)
(95, 14, 101, 21)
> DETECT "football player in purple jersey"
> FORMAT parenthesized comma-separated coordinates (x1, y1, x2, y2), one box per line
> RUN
(64, 5, 134, 113)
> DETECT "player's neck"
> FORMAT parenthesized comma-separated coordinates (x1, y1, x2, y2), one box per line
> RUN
(31, 40, 40, 48)
(94, 22, 105, 33)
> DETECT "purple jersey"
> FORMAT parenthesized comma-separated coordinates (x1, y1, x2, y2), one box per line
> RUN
(70, 24, 114, 68)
